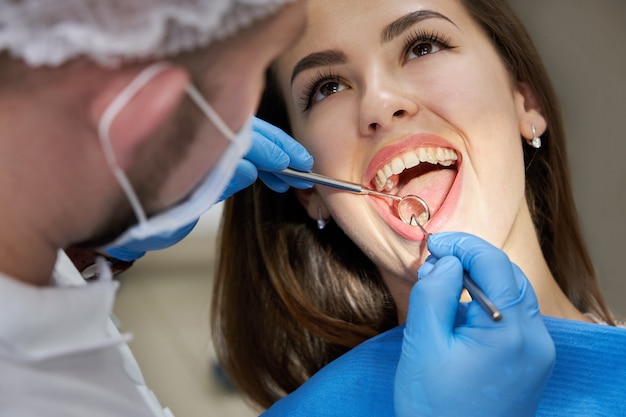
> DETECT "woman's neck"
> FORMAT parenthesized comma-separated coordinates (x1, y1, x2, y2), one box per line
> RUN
(504, 206, 591, 322)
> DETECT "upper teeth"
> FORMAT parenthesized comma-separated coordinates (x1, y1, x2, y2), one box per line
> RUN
(374, 147, 458, 192)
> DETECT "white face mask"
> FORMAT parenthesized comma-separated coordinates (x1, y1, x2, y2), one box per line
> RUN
(97, 62, 252, 247)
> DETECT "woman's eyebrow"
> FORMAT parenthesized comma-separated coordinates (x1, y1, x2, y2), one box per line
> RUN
(291, 49, 347, 84)
(381, 10, 456, 43)
(290, 11, 454, 85)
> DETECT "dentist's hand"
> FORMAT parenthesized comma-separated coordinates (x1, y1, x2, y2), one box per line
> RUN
(395, 232, 555, 417)
(218, 117, 314, 201)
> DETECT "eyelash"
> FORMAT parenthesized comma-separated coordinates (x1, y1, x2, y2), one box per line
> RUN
(402, 28, 454, 59)
(299, 69, 342, 111)
(299, 29, 455, 111)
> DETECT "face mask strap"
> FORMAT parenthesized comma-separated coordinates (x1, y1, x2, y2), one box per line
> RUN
(185, 83, 236, 142)
(98, 62, 247, 244)
(97, 62, 171, 227)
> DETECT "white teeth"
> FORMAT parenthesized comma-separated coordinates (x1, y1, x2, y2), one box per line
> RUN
(375, 171, 386, 189)
(420, 148, 437, 164)
(391, 157, 404, 175)
(374, 147, 458, 192)
(402, 152, 420, 169)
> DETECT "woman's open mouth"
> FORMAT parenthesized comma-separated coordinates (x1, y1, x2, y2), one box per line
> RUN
(373, 147, 457, 192)
(368, 144, 459, 233)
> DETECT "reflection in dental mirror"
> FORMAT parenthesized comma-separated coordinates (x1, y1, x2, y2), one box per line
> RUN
(398, 195, 430, 226)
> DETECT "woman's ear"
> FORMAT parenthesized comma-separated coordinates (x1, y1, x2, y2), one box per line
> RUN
(294, 187, 331, 224)
(88, 64, 190, 169)
(515, 82, 547, 140)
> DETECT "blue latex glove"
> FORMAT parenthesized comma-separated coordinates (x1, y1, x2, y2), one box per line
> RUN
(104, 220, 198, 261)
(218, 117, 314, 201)
(395, 232, 556, 417)
(105, 118, 313, 262)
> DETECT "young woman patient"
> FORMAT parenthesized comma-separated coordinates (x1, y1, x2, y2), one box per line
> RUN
(211, 0, 624, 416)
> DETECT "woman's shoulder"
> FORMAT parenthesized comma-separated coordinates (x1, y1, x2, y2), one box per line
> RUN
(585, 312, 626, 328)
(261, 326, 404, 417)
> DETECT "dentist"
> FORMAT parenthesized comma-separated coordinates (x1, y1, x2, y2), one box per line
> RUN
(0, 1, 311, 415)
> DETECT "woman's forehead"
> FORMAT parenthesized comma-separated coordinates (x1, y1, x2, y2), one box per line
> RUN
(281, 0, 473, 63)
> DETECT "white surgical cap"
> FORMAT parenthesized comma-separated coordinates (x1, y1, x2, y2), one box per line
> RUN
(0, 0, 296, 67)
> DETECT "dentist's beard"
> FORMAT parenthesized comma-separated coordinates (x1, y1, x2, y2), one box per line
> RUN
(72, 99, 201, 249)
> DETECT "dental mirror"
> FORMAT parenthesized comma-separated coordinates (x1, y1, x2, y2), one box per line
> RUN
(397, 195, 430, 226)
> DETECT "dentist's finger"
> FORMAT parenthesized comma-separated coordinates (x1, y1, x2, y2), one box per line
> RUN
(407, 256, 465, 351)
(259, 171, 313, 193)
(427, 232, 521, 306)
(252, 117, 314, 171)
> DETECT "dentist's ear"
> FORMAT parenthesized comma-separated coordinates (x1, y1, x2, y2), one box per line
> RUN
(89, 64, 190, 169)
(294, 187, 331, 225)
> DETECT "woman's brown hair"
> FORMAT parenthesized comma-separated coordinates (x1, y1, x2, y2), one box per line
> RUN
(211, 0, 615, 409)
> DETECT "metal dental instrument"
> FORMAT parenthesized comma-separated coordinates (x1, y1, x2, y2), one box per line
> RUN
(410, 214, 502, 322)
(278, 168, 430, 221)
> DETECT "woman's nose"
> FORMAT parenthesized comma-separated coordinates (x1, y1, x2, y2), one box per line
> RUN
(358, 75, 419, 136)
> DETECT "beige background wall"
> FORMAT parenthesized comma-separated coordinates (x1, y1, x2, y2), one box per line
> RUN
(508, 0, 626, 316)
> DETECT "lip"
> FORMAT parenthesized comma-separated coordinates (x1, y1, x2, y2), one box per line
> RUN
(365, 133, 461, 240)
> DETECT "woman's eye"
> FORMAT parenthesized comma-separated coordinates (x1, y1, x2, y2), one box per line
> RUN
(403, 30, 454, 62)
(408, 41, 443, 60)
(313, 80, 346, 104)
(301, 76, 348, 110)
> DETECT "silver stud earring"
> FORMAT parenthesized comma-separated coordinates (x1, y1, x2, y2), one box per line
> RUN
(317, 206, 327, 230)
(527, 124, 542, 149)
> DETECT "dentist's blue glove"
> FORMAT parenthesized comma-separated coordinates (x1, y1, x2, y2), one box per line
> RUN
(395, 232, 555, 417)
(218, 117, 314, 201)
(104, 220, 198, 261)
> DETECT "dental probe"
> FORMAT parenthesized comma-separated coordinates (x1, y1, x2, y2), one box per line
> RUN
(276, 168, 431, 221)
(278, 168, 403, 200)
(410, 214, 503, 322)
(278, 168, 431, 223)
